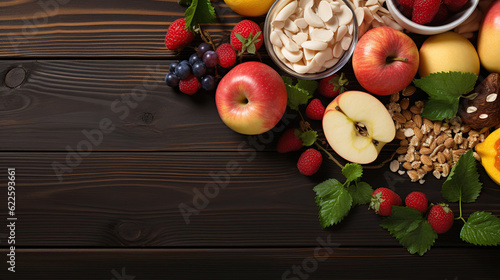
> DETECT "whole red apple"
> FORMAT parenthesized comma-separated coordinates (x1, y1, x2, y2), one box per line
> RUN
(215, 62, 288, 135)
(353, 26, 419, 96)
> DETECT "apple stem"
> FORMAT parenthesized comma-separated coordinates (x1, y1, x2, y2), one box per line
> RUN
(387, 57, 408, 63)
(314, 141, 344, 169)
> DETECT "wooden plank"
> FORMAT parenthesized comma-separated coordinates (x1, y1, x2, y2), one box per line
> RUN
(1, 152, 499, 247)
(0, 60, 363, 151)
(0, 0, 246, 57)
(1, 248, 499, 279)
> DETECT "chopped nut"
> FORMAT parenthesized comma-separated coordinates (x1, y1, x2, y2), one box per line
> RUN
(420, 147, 433, 155)
(390, 160, 400, 172)
(444, 138, 455, 149)
(413, 114, 423, 128)
(411, 161, 422, 170)
(433, 121, 442, 135)
(400, 139, 409, 146)
(436, 133, 448, 145)
(414, 127, 423, 141)
(404, 128, 415, 138)
(442, 164, 450, 177)
(393, 112, 406, 124)
(433, 170, 441, 179)
(402, 110, 412, 121)
(409, 136, 419, 147)
(396, 129, 406, 140)
(400, 98, 410, 110)
(437, 152, 447, 164)
(410, 105, 421, 114)
(422, 165, 433, 172)
(390, 92, 399, 103)
(398, 170, 406, 175)
(421, 155, 433, 166)
(417, 168, 427, 178)
(414, 100, 424, 108)
(407, 170, 419, 182)
(396, 146, 408, 154)
(473, 151, 481, 161)
(402, 85, 416, 96)
(454, 132, 463, 145)
(404, 120, 416, 129)
(419, 179, 426, 185)
(402, 161, 412, 170)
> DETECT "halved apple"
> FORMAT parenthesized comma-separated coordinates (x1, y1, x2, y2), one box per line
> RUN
(323, 90, 396, 164)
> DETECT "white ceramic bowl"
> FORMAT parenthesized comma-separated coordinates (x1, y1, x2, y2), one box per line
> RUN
(386, 0, 479, 35)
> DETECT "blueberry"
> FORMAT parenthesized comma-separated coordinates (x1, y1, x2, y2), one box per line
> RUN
(203, 50, 218, 68)
(165, 73, 179, 87)
(192, 61, 207, 78)
(175, 63, 191, 80)
(169, 61, 178, 73)
(197, 42, 212, 57)
(201, 75, 216, 91)
(189, 53, 202, 66)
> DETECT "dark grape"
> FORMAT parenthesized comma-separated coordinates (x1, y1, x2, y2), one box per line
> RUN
(192, 61, 207, 78)
(175, 63, 191, 80)
(169, 61, 178, 73)
(203, 50, 218, 68)
(201, 75, 216, 91)
(179, 60, 189, 65)
(189, 53, 201, 66)
(165, 73, 179, 87)
(197, 42, 212, 57)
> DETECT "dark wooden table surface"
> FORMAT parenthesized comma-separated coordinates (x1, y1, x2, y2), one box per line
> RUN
(0, 0, 499, 279)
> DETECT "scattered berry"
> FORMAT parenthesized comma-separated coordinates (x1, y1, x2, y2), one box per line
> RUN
(318, 73, 349, 98)
(203, 50, 219, 68)
(396, 0, 415, 9)
(192, 61, 207, 78)
(444, 0, 468, 12)
(405, 191, 428, 214)
(174, 63, 191, 80)
(231, 20, 263, 54)
(189, 53, 202, 66)
(277, 128, 303, 153)
(169, 62, 178, 73)
(179, 75, 201, 95)
(197, 42, 212, 57)
(429, 4, 450, 25)
(165, 73, 179, 87)
(164, 18, 195, 50)
(370, 187, 403, 216)
(305, 99, 325, 120)
(201, 75, 216, 91)
(427, 203, 454, 234)
(216, 43, 237, 68)
(297, 148, 322, 176)
(412, 0, 441, 25)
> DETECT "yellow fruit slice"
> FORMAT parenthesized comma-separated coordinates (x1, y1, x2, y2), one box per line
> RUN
(224, 0, 275, 17)
(475, 128, 500, 185)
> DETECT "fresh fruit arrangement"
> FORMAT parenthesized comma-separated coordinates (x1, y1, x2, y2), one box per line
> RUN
(163, 0, 500, 255)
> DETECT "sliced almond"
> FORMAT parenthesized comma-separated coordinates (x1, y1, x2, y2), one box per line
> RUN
(294, 18, 309, 29)
(338, 5, 353, 26)
(335, 25, 348, 42)
(302, 40, 328, 51)
(325, 15, 339, 32)
(284, 19, 300, 33)
(341, 35, 352, 50)
(270, 30, 283, 48)
(333, 41, 344, 58)
(292, 32, 309, 46)
(305, 5, 325, 27)
(355, 7, 364, 27)
(275, 0, 298, 22)
(318, 0, 333, 22)
(310, 29, 334, 42)
(281, 47, 303, 63)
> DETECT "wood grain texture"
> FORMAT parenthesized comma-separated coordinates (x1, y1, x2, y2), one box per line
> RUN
(0, 0, 247, 57)
(0, 60, 364, 151)
(1, 152, 499, 247)
(1, 248, 499, 279)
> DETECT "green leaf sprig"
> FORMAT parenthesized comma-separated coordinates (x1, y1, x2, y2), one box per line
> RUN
(314, 163, 373, 228)
(282, 76, 318, 111)
(184, 0, 216, 31)
(413, 71, 477, 121)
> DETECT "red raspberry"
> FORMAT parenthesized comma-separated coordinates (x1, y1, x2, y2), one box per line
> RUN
(318, 73, 349, 98)
(216, 43, 237, 68)
(179, 75, 201, 95)
(370, 187, 403, 216)
(297, 148, 322, 176)
(164, 18, 195, 50)
(230, 20, 263, 54)
(412, 0, 441, 25)
(405, 191, 428, 214)
(427, 203, 454, 234)
(305, 99, 325, 120)
(277, 128, 303, 153)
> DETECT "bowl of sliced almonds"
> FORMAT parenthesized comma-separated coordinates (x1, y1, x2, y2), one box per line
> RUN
(264, 0, 358, 79)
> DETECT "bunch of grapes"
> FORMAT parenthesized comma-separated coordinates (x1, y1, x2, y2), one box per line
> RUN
(165, 42, 218, 95)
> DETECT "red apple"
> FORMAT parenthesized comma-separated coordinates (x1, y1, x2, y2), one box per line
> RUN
(352, 26, 419, 96)
(215, 62, 288, 135)
(478, 0, 500, 73)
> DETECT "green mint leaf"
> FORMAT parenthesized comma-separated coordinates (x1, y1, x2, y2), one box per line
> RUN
(178, 0, 192, 6)
(461, 211, 500, 246)
(184, 0, 216, 31)
(441, 150, 482, 203)
(342, 163, 363, 183)
(347, 181, 373, 206)
(235, 33, 245, 44)
(247, 43, 256, 54)
(299, 130, 317, 147)
(380, 206, 437, 256)
(314, 179, 353, 228)
(421, 99, 459, 121)
(282, 77, 314, 111)
(296, 79, 319, 95)
(413, 71, 477, 121)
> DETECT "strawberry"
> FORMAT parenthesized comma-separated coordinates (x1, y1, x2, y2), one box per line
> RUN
(179, 75, 201, 95)
(230, 20, 263, 55)
(305, 99, 325, 120)
(165, 18, 195, 50)
(396, 0, 415, 9)
(427, 203, 454, 234)
(297, 148, 322, 176)
(370, 187, 403, 216)
(399, 5, 414, 19)
(277, 128, 303, 153)
(216, 43, 237, 68)
(429, 4, 450, 25)
(318, 73, 349, 98)
(412, 0, 441, 25)
(405, 191, 428, 214)
(444, 0, 468, 12)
